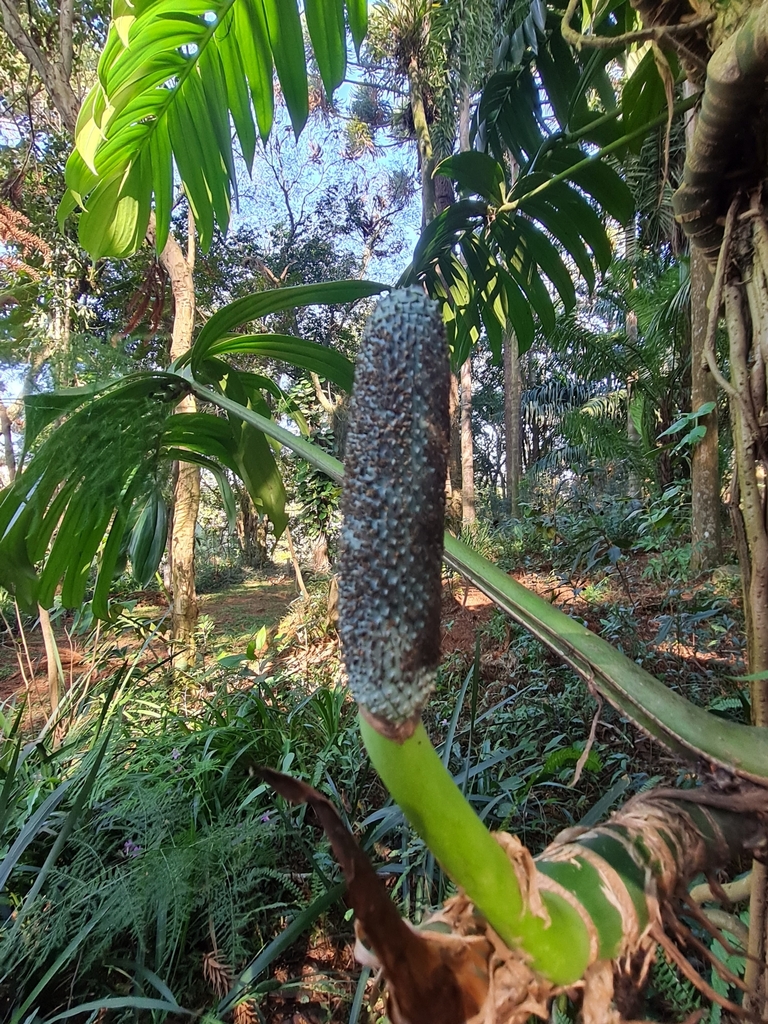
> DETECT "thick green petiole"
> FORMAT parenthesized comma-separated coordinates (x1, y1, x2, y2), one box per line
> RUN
(359, 715, 591, 984)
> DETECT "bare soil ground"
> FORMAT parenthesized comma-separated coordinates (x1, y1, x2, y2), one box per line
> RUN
(0, 556, 744, 730)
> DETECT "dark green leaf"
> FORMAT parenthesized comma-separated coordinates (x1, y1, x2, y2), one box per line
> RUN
(540, 147, 635, 225)
(305, 0, 346, 96)
(435, 152, 506, 205)
(128, 491, 168, 586)
(345, 0, 367, 55)
(261, 0, 308, 136)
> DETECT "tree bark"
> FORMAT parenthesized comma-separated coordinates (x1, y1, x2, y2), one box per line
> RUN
(689, 246, 723, 570)
(447, 373, 463, 526)
(237, 489, 268, 568)
(0, 0, 79, 131)
(670, 18, 768, 1003)
(457, 85, 476, 526)
(155, 220, 200, 662)
(0, 399, 16, 483)
(460, 354, 475, 524)
(407, 55, 436, 228)
(503, 327, 522, 516)
(685, 88, 723, 572)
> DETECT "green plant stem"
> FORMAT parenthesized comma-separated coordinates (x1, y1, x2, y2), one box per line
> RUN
(358, 715, 591, 984)
(501, 93, 699, 214)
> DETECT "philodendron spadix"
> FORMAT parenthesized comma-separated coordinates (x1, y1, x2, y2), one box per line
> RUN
(265, 289, 768, 1024)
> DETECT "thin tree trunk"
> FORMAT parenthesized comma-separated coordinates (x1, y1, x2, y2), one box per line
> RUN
(284, 525, 308, 599)
(460, 355, 475, 524)
(624, 222, 642, 498)
(709, 222, 768, 1016)
(155, 216, 200, 663)
(457, 86, 475, 525)
(503, 327, 521, 516)
(685, 88, 723, 571)
(0, 0, 79, 131)
(689, 246, 723, 570)
(407, 56, 436, 228)
(0, 399, 16, 482)
(448, 373, 462, 525)
(237, 490, 268, 567)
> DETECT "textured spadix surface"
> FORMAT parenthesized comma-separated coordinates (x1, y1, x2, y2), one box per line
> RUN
(338, 288, 450, 735)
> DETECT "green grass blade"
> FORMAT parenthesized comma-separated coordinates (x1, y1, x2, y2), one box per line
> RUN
(43, 998, 189, 1022)
(10, 732, 112, 932)
(217, 881, 345, 1015)
(348, 966, 371, 1024)
(10, 904, 112, 1018)
(0, 777, 76, 890)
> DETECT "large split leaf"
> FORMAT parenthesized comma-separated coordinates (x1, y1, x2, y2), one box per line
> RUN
(0, 373, 181, 612)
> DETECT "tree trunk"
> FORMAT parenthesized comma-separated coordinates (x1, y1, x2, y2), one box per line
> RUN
(460, 354, 475, 525)
(457, 85, 475, 526)
(237, 489, 268, 567)
(0, 0, 79, 131)
(503, 328, 522, 516)
(284, 525, 308, 599)
(407, 56, 436, 228)
(156, 220, 200, 663)
(0, 399, 16, 483)
(689, 246, 723, 570)
(624, 228, 642, 498)
(447, 373, 463, 526)
(684, 88, 723, 572)
(667, 10, 768, 1008)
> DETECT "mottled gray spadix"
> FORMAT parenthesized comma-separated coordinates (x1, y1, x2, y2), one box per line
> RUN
(338, 288, 450, 739)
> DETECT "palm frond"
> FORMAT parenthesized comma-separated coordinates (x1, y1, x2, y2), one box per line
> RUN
(61, 0, 367, 258)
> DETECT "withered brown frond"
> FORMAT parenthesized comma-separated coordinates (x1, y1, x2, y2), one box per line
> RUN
(0, 202, 51, 273)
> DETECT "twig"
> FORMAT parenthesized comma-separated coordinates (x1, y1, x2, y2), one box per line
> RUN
(690, 872, 752, 906)
(570, 697, 602, 787)
(561, 0, 714, 51)
(682, 893, 752, 960)
(664, 905, 749, 991)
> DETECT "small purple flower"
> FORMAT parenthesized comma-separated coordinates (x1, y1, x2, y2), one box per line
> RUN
(260, 812, 271, 823)
(122, 839, 142, 858)
(171, 748, 181, 761)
